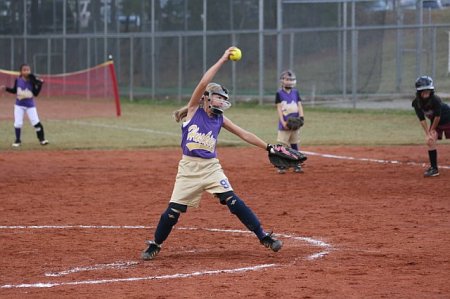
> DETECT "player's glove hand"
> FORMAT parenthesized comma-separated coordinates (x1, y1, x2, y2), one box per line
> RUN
(267, 144, 307, 169)
(286, 116, 304, 130)
(29, 73, 43, 85)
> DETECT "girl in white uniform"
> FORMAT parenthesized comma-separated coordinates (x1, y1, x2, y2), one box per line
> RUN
(1, 64, 48, 147)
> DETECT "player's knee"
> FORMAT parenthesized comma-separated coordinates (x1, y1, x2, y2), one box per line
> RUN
(215, 191, 234, 206)
(14, 122, 23, 129)
(218, 192, 261, 232)
(160, 208, 180, 227)
(34, 122, 43, 131)
(427, 139, 437, 149)
(217, 191, 246, 215)
(160, 203, 187, 226)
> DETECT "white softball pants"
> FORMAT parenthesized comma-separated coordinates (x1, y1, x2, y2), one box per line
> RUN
(14, 105, 40, 128)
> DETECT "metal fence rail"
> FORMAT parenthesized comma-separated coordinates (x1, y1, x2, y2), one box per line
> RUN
(0, 0, 449, 106)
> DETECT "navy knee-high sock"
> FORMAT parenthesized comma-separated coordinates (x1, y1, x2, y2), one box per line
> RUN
(14, 128, 21, 142)
(428, 150, 438, 169)
(225, 194, 266, 240)
(290, 144, 298, 150)
(154, 207, 181, 245)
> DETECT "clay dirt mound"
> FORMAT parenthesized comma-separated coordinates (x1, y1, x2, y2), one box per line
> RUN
(0, 146, 449, 298)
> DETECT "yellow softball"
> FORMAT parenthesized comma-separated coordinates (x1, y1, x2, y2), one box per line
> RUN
(229, 47, 242, 61)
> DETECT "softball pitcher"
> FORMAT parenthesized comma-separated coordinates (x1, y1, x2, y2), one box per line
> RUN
(0, 64, 48, 147)
(142, 47, 283, 260)
(412, 76, 450, 177)
(275, 70, 304, 174)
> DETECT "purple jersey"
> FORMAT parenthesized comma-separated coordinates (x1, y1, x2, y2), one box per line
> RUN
(15, 78, 35, 108)
(275, 88, 301, 130)
(181, 108, 223, 159)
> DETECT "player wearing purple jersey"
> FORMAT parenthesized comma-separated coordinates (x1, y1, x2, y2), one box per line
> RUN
(0, 64, 48, 147)
(412, 76, 450, 177)
(275, 70, 305, 174)
(142, 47, 283, 260)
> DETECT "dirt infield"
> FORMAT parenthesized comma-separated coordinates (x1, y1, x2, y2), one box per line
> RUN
(1, 146, 450, 298)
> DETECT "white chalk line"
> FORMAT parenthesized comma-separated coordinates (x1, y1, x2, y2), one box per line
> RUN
(44, 249, 211, 278)
(307, 251, 330, 261)
(0, 225, 332, 247)
(0, 225, 332, 252)
(0, 225, 333, 289)
(1, 264, 277, 289)
(69, 120, 450, 169)
(176, 227, 333, 248)
(70, 121, 179, 137)
(45, 261, 139, 277)
(303, 151, 450, 170)
(0, 225, 149, 229)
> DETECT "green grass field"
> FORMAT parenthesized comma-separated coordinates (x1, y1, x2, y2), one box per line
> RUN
(1, 101, 446, 151)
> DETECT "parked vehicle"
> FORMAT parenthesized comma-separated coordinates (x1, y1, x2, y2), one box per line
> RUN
(366, 0, 392, 11)
(401, 0, 443, 9)
(423, 0, 443, 9)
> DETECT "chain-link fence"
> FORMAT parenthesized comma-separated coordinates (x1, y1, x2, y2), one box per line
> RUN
(0, 0, 449, 106)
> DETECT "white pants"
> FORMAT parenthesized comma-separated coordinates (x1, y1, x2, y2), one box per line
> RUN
(14, 105, 40, 128)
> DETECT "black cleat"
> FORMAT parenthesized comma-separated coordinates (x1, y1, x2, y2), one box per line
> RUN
(142, 240, 161, 260)
(260, 232, 283, 252)
(424, 167, 439, 177)
(277, 167, 286, 174)
(293, 165, 304, 173)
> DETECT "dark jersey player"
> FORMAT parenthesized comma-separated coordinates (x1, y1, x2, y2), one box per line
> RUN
(412, 76, 450, 177)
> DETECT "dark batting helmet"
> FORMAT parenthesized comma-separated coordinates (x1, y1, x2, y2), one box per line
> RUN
(415, 76, 434, 92)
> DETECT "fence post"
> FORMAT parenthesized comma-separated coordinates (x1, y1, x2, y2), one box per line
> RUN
(342, 1, 347, 99)
(178, 35, 183, 103)
(258, 0, 264, 105)
(276, 0, 283, 78)
(230, 0, 236, 104)
(231, 33, 236, 105)
(289, 32, 294, 71)
(395, 1, 403, 92)
(87, 37, 91, 100)
(202, 0, 207, 74)
(47, 38, 51, 74)
(416, 0, 423, 77)
(103, 0, 108, 62)
(448, 32, 450, 74)
(10, 37, 14, 70)
(46, 38, 51, 97)
(129, 36, 134, 101)
(351, 0, 357, 108)
(431, 27, 436, 79)
(351, 30, 358, 109)
(23, 0, 27, 63)
(63, 0, 66, 74)
(151, 0, 156, 100)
